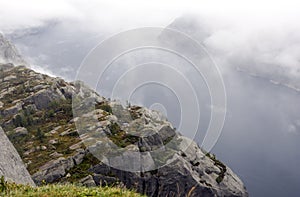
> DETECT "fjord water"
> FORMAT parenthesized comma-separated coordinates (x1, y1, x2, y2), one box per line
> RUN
(212, 70, 300, 197)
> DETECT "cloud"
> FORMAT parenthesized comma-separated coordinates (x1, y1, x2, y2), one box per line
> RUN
(168, 11, 300, 91)
(28, 64, 57, 78)
(0, 0, 182, 34)
(0, 0, 83, 33)
(288, 124, 297, 134)
(2, 0, 300, 80)
(1, 0, 299, 32)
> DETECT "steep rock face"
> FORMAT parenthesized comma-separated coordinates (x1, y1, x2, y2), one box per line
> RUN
(0, 126, 35, 186)
(0, 33, 26, 65)
(0, 64, 248, 196)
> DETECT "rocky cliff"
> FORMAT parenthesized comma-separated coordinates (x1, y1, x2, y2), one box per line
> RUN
(0, 126, 35, 186)
(0, 63, 248, 196)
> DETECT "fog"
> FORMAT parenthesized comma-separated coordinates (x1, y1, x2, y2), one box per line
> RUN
(1, 1, 300, 196)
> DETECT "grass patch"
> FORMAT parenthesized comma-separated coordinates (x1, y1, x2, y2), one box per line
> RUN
(0, 180, 144, 197)
(2, 97, 81, 175)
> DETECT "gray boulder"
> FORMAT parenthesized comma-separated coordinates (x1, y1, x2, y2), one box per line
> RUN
(80, 175, 96, 187)
(32, 157, 74, 184)
(14, 127, 28, 136)
(92, 174, 119, 186)
(84, 136, 248, 197)
(158, 125, 176, 144)
(2, 102, 23, 116)
(0, 127, 35, 186)
(25, 89, 65, 110)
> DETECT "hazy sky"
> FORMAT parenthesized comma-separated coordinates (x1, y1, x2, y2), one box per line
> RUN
(1, 0, 300, 32)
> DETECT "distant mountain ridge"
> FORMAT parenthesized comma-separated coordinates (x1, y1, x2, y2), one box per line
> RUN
(0, 33, 26, 65)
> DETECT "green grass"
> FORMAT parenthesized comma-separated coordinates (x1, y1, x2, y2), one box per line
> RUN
(0, 182, 144, 197)
(2, 97, 81, 175)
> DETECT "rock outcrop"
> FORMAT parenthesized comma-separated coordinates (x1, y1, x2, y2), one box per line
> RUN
(0, 126, 35, 186)
(0, 64, 248, 196)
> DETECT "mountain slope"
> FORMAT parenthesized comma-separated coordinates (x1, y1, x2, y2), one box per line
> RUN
(0, 63, 248, 197)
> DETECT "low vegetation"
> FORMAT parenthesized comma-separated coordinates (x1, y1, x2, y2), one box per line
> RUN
(95, 102, 112, 114)
(205, 153, 227, 184)
(0, 176, 143, 197)
(64, 153, 100, 183)
(107, 122, 139, 148)
(5, 98, 80, 174)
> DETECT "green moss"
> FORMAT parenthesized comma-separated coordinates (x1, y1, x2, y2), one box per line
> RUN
(0, 176, 6, 193)
(205, 153, 227, 184)
(107, 123, 139, 148)
(48, 99, 73, 120)
(108, 123, 121, 135)
(95, 102, 112, 114)
(216, 176, 224, 184)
